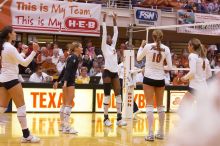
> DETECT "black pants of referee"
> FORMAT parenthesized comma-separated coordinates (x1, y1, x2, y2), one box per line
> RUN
(119, 79, 139, 113)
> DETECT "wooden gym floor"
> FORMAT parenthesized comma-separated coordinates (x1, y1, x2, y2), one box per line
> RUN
(0, 113, 179, 146)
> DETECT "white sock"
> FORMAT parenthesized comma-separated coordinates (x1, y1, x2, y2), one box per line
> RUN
(146, 105, 154, 136)
(157, 106, 165, 135)
(17, 105, 28, 129)
(63, 106, 72, 128)
(60, 105, 65, 126)
(116, 95, 122, 114)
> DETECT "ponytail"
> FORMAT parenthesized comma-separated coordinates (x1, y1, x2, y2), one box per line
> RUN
(152, 29, 163, 55)
(189, 38, 206, 71)
(200, 44, 206, 71)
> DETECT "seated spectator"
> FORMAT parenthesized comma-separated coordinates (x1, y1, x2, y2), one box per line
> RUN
(29, 65, 53, 83)
(182, 0, 198, 12)
(89, 61, 99, 76)
(208, 0, 219, 13)
(82, 54, 93, 72)
(46, 42, 54, 57)
(197, 0, 208, 13)
(172, 70, 188, 86)
(95, 65, 103, 84)
(76, 67, 90, 84)
(164, 70, 171, 85)
(20, 44, 29, 58)
(86, 40, 96, 59)
(37, 47, 48, 64)
(56, 55, 66, 74)
(53, 42, 64, 56)
(51, 49, 60, 65)
(96, 55, 104, 66)
(41, 57, 58, 76)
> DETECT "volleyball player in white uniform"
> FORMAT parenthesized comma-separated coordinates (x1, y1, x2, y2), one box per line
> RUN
(180, 38, 212, 111)
(0, 26, 40, 143)
(101, 12, 126, 127)
(137, 30, 172, 141)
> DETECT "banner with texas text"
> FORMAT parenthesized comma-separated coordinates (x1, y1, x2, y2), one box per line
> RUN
(0, 0, 101, 36)
(177, 10, 220, 35)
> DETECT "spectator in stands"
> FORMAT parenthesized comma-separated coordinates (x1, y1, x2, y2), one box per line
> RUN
(86, 40, 96, 59)
(214, 54, 220, 74)
(197, 0, 209, 13)
(182, 0, 198, 12)
(172, 70, 188, 86)
(117, 43, 126, 64)
(37, 47, 48, 64)
(51, 49, 60, 65)
(96, 65, 104, 84)
(46, 42, 54, 57)
(56, 55, 66, 75)
(20, 44, 29, 58)
(41, 57, 58, 76)
(96, 54, 105, 66)
(76, 67, 90, 84)
(89, 61, 99, 76)
(82, 54, 93, 72)
(29, 65, 53, 83)
(53, 42, 64, 56)
(208, 0, 219, 14)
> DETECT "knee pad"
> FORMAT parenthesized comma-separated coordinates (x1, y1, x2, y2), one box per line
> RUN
(157, 106, 165, 113)
(116, 95, 122, 104)
(103, 96, 110, 105)
(17, 105, 26, 117)
(0, 107, 7, 114)
(146, 105, 154, 113)
(104, 83, 111, 96)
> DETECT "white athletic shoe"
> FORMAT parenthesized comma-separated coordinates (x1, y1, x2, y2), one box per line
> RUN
(155, 133, 164, 140)
(145, 135, 154, 141)
(62, 127, 78, 134)
(59, 125, 64, 131)
(104, 119, 112, 127)
(116, 120, 127, 127)
(21, 135, 40, 143)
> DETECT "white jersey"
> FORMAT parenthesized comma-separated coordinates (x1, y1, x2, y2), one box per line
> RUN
(183, 53, 212, 90)
(101, 22, 118, 73)
(137, 43, 172, 80)
(0, 42, 36, 82)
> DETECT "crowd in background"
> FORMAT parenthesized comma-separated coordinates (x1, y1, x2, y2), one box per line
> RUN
(15, 40, 220, 86)
(58, 0, 220, 14)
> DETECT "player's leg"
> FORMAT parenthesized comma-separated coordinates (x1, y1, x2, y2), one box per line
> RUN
(143, 83, 155, 141)
(62, 85, 78, 134)
(155, 86, 165, 139)
(0, 86, 11, 123)
(7, 82, 40, 143)
(102, 70, 112, 126)
(112, 76, 127, 126)
(59, 86, 66, 131)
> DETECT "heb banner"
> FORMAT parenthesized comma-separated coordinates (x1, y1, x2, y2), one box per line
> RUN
(0, 0, 101, 36)
(177, 10, 220, 35)
(169, 90, 187, 112)
(134, 7, 161, 26)
(12, 88, 93, 112)
(95, 90, 167, 112)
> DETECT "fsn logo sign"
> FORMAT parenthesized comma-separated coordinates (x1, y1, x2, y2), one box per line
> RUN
(65, 17, 98, 30)
(136, 10, 158, 21)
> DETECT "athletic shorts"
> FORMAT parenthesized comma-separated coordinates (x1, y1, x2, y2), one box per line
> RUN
(0, 79, 20, 90)
(61, 81, 75, 87)
(143, 77, 165, 87)
(102, 69, 119, 79)
(188, 87, 195, 95)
